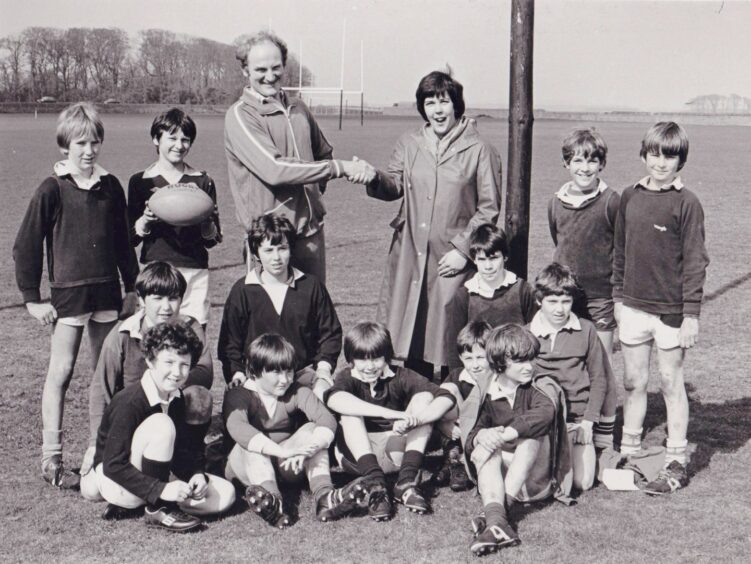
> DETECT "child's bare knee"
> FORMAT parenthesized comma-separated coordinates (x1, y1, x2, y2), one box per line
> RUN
(622, 372, 646, 393)
(80, 473, 102, 501)
(573, 472, 594, 491)
(46, 361, 75, 387)
(144, 413, 176, 440)
(659, 370, 684, 397)
(182, 385, 212, 424)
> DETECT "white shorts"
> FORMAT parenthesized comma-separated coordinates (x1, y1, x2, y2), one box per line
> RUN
(617, 305, 680, 349)
(57, 309, 119, 327)
(94, 463, 144, 509)
(177, 268, 210, 325)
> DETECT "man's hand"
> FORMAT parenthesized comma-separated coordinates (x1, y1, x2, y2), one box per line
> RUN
(342, 157, 377, 185)
(679, 316, 700, 349)
(26, 302, 57, 326)
(437, 249, 468, 277)
(393, 414, 421, 435)
(229, 372, 247, 389)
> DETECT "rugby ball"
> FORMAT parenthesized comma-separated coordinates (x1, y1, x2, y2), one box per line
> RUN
(148, 183, 214, 227)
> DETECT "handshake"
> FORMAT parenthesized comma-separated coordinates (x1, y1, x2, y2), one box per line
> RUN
(340, 156, 377, 185)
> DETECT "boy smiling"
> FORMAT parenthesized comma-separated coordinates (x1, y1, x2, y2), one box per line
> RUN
(613, 122, 709, 494)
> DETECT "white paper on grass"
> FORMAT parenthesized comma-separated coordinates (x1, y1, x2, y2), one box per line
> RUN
(602, 468, 640, 491)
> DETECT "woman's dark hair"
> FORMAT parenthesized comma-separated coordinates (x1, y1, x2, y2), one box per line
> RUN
(415, 71, 465, 122)
(344, 321, 394, 364)
(245, 333, 297, 378)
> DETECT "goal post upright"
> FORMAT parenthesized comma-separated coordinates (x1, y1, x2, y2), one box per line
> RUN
(505, 0, 535, 279)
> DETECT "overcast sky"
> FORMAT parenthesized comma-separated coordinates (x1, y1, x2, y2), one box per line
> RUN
(1, 0, 747, 111)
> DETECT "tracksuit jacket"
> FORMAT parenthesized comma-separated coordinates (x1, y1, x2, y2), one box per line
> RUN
(224, 88, 345, 236)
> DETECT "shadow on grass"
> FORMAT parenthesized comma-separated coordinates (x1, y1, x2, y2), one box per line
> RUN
(614, 384, 751, 476)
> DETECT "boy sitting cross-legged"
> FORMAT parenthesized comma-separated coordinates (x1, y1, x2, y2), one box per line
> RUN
(80, 321, 235, 532)
(528, 263, 615, 491)
(324, 322, 457, 520)
(464, 325, 556, 556)
(218, 213, 341, 400)
(434, 320, 494, 492)
(82, 261, 213, 476)
(223, 333, 369, 527)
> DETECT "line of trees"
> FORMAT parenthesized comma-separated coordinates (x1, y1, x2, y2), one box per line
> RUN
(0, 27, 314, 104)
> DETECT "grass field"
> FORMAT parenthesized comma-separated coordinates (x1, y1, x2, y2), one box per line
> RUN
(1, 113, 750, 563)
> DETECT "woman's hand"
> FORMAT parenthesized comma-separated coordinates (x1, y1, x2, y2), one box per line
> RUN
(437, 249, 468, 277)
(342, 157, 377, 185)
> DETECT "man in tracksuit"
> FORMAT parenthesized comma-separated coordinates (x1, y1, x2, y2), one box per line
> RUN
(224, 30, 371, 282)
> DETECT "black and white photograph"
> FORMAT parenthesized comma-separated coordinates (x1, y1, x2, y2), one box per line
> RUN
(1, 0, 749, 561)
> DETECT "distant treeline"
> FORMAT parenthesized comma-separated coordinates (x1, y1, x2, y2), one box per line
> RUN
(0, 27, 314, 104)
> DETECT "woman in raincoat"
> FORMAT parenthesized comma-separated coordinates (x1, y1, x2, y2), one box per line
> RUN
(364, 71, 502, 378)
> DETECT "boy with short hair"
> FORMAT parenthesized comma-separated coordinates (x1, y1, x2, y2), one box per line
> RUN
(83, 261, 213, 475)
(613, 122, 709, 494)
(529, 263, 614, 491)
(325, 322, 456, 520)
(548, 128, 619, 451)
(218, 213, 342, 399)
(223, 333, 369, 527)
(447, 223, 537, 368)
(549, 128, 620, 351)
(80, 321, 235, 532)
(435, 320, 494, 491)
(464, 325, 556, 556)
(13, 102, 139, 488)
(129, 108, 222, 327)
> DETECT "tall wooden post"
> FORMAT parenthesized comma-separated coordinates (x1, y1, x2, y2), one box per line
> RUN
(505, 0, 534, 278)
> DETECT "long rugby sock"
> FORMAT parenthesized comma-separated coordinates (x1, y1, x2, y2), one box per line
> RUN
(42, 429, 63, 465)
(593, 417, 615, 450)
(309, 475, 334, 503)
(665, 438, 688, 466)
(356, 454, 385, 483)
(620, 427, 643, 455)
(484, 502, 509, 527)
(260, 480, 282, 497)
(396, 450, 423, 486)
(141, 456, 171, 482)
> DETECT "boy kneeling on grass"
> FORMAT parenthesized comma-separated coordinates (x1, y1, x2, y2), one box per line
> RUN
(529, 263, 615, 492)
(83, 261, 213, 476)
(80, 321, 235, 532)
(223, 333, 370, 528)
(324, 322, 457, 521)
(464, 325, 556, 556)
